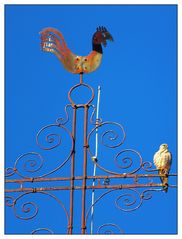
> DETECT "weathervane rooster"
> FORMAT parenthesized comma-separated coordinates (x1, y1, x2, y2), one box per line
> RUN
(40, 26, 113, 74)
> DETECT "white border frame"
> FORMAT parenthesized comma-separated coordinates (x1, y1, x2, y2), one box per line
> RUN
(1, 1, 180, 238)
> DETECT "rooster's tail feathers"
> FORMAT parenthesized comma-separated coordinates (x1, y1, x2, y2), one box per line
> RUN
(40, 27, 70, 60)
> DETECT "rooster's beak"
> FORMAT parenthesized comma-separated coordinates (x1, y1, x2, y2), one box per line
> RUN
(104, 32, 114, 42)
(102, 32, 114, 47)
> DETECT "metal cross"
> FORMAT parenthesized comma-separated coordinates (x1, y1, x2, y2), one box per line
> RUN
(5, 74, 177, 234)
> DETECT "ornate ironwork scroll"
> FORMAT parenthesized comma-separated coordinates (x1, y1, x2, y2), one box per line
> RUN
(5, 74, 177, 234)
(97, 223, 124, 234)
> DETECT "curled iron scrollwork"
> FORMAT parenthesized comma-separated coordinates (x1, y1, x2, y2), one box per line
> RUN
(9, 191, 69, 226)
(87, 121, 126, 151)
(101, 122, 125, 148)
(115, 188, 164, 213)
(88, 136, 143, 176)
(10, 122, 74, 178)
(5, 196, 14, 207)
(13, 152, 44, 178)
(32, 228, 54, 234)
(97, 223, 124, 234)
(88, 113, 162, 177)
(87, 122, 145, 175)
(36, 123, 74, 152)
(56, 104, 72, 125)
(15, 152, 44, 173)
(114, 149, 143, 174)
(89, 104, 103, 125)
(5, 167, 16, 177)
(13, 192, 39, 220)
(140, 188, 164, 200)
(115, 189, 142, 212)
(85, 188, 142, 234)
(142, 161, 158, 172)
(86, 187, 163, 231)
(36, 124, 62, 150)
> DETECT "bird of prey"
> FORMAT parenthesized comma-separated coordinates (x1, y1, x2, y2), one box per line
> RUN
(153, 143, 172, 192)
(40, 26, 113, 74)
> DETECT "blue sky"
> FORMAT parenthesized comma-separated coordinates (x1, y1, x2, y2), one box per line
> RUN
(5, 5, 177, 234)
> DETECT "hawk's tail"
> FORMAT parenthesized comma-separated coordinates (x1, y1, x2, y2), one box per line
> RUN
(163, 184, 168, 193)
(159, 169, 169, 193)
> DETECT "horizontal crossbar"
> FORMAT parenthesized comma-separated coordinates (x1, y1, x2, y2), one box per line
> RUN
(5, 183, 177, 193)
(5, 173, 177, 184)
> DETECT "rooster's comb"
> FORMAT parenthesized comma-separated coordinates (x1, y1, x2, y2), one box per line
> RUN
(96, 26, 108, 32)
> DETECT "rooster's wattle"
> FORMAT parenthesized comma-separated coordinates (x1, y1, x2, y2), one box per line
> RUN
(40, 26, 113, 74)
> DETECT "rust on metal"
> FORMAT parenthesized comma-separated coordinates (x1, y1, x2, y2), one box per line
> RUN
(5, 27, 177, 234)
(40, 26, 113, 74)
(5, 173, 177, 184)
(81, 103, 89, 234)
(5, 183, 174, 193)
(68, 104, 77, 234)
(5, 71, 178, 234)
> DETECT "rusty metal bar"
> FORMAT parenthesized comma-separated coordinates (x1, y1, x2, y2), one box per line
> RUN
(68, 106, 77, 234)
(4, 27, 178, 235)
(80, 73, 83, 84)
(81, 103, 89, 234)
(5, 173, 177, 184)
(5, 183, 165, 193)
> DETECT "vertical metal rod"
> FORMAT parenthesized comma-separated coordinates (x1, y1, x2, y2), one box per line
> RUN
(68, 106, 77, 234)
(80, 73, 83, 84)
(81, 104, 89, 234)
(91, 86, 101, 234)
